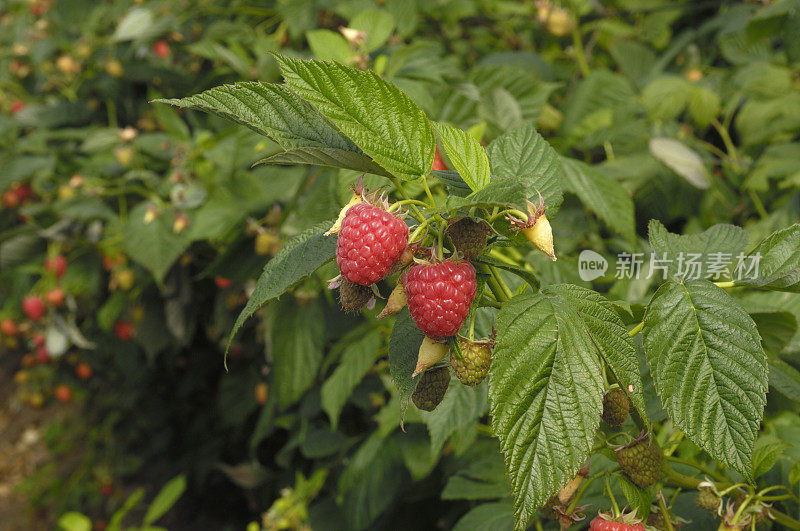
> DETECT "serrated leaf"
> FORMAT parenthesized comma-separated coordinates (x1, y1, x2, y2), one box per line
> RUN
(433, 122, 491, 192)
(735, 224, 800, 292)
(419, 380, 488, 455)
(452, 502, 514, 531)
(445, 178, 528, 213)
(486, 123, 564, 214)
(546, 285, 648, 427)
(122, 203, 191, 283)
(256, 146, 392, 177)
(227, 221, 336, 350)
(752, 435, 788, 479)
(767, 356, 800, 404)
(388, 309, 425, 419)
(642, 280, 768, 479)
(434, 169, 476, 197)
(648, 220, 749, 281)
(275, 55, 434, 181)
(272, 299, 325, 407)
(321, 331, 382, 430)
(154, 82, 357, 151)
(306, 29, 353, 63)
(489, 287, 605, 529)
(649, 137, 710, 189)
(617, 475, 652, 520)
(560, 157, 636, 243)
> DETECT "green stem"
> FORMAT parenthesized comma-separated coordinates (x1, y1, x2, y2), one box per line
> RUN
(410, 217, 436, 242)
(664, 456, 726, 482)
(605, 474, 620, 517)
(747, 189, 768, 220)
(628, 321, 644, 338)
(714, 281, 735, 289)
(657, 492, 675, 531)
(572, 28, 590, 77)
(567, 474, 599, 513)
(421, 176, 436, 208)
(771, 509, 800, 530)
(479, 297, 501, 309)
(489, 266, 513, 301)
(389, 198, 429, 211)
(711, 119, 740, 171)
(390, 176, 425, 222)
(482, 265, 510, 303)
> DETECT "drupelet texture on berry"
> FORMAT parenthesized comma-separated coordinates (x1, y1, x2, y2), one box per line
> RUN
(336, 203, 408, 286)
(412, 365, 450, 411)
(616, 435, 662, 488)
(402, 261, 476, 338)
(602, 388, 631, 426)
(451, 338, 493, 385)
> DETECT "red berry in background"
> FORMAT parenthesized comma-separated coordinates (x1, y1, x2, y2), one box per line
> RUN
(22, 296, 46, 321)
(76, 362, 93, 380)
(36, 346, 50, 363)
(402, 261, 477, 338)
(1, 319, 19, 336)
(33, 333, 45, 348)
(46, 288, 65, 307)
(214, 276, 232, 289)
(54, 384, 72, 403)
(10, 100, 25, 114)
(13, 182, 33, 202)
(2, 190, 20, 208)
(114, 320, 133, 341)
(94, 520, 108, 531)
(100, 483, 113, 497)
(21, 353, 37, 367)
(431, 147, 448, 171)
(589, 514, 646, 530)
(45, 255, 67, 278)
(336, 203, 409, 286)
(153, 40, 170, 58)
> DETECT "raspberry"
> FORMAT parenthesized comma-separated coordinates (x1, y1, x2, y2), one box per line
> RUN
(338, 278, 373, 313)
(336, 203, 408, 286)
(589, 511, 646, 531)
(696, 488, 720, 513)
(22, 295, 46, 321)
(412, 365, 450, 411)
(451, 338, 493, 386)
(446, 217, 491, 260)
(602, 388, 630, 427)
(44, 255, 67, 278)
(401, 261, 476, 338)
(615, 435, 662, 488)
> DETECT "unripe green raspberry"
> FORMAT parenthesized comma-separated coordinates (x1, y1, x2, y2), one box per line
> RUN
(412, 365, 450, 411)
(338, 278, 373, 313)
(602, 388, 630, 426)
(446, 217, 491, 260)
(451, 338, 493, 386)
(697, 488, 720, 513)
(615, 435, 662, 488)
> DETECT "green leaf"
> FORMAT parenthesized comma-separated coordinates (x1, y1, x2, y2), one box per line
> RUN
(445, 178, 528, 214)
(735, 224, 800, 292)
(750, 311, 798, 355)
(350, 9, 395, 52)
(453, 501, 514, 531)
(419, 380, 488, 455)
(642, 280, 768, 479)
(442, 450, 510, 500)
(321, 330, 382, 430)
(489, 287, 605, 528)
(546, 284, 648, 427)
(433, 169, 472, 197)
(108, 488, 145, 531)
(767, 356, 800, 404)
(306, 29, 353, 63)
(123, 202, 191, 283)
(617, 476, 652, 520)
(641, 76, 691, 121)
(560, 70, 637, 138)
(228, 221, 337, 350)
(560, 157, 636, 243)
(271, 299, 325, 407)
(275, 55, 435, 181)
(388, 309, 425, 420)
(486, 123, 564, 214)
(143, 475, 187, 526)
(647, 220, 749, 281)
(688, 86, 721, 128)
(57, 512, 92, 531)
(649, 137, 711, 189)
(255, 146, 392, 177)
(154, 82, 358, 151)
(433, 122, 491, 192)
(752, 435, 789, 479)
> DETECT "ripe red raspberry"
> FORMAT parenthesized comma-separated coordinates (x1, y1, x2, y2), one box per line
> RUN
(402, 261, 477, 338)
(44, 254, 67, 278)
(336, 203, 408, 286)
(22, 295, 46, 321)
(589, 514, 645, 530)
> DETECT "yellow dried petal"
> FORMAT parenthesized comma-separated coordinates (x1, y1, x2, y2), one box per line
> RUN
(523, 214, 556, 261)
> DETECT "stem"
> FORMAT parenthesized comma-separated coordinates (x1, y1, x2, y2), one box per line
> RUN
(711, 119, 741, 172)
(664, 456, 726, 482)
(572, 28, 590, 77)
(479, 297, 502, 309)
(421, 176, 436, 208)
(714, 281, 735, 289)
(628, 321, 644, 338)
(605, 474, 620, 517)
(389, 198, 429, 211)
(489, 266, 513, 301)
(771, 509, 800, 530)
(657, 492, 675, 531)
(468, 308, 476, 341)
(409, 217, 436, 242)
(567, 474, 599, 513)
(747, 189, 768, 220)
(390, 176, 425, 222)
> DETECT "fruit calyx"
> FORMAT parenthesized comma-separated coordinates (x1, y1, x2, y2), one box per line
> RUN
(507, 191, 556, 261)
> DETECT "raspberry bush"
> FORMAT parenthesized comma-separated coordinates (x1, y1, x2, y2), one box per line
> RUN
(3, 1, 800, 530)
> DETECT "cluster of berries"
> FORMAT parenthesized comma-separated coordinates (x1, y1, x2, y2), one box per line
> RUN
(329, 179, 495, 412)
